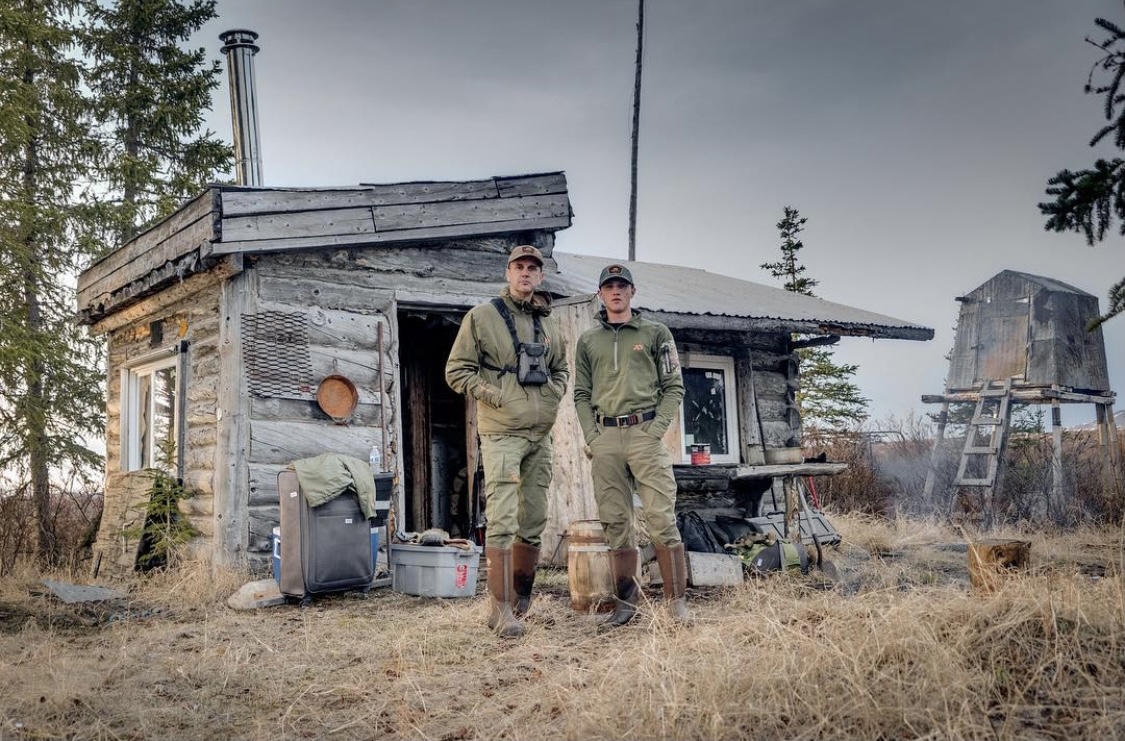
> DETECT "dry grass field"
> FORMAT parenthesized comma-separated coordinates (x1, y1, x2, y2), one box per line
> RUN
(0, 514, 1120, 741)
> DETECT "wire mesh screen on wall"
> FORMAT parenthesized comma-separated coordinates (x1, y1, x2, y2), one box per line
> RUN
(241, 311, 314, 399)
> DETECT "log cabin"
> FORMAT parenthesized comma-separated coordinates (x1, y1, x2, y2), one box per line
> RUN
(76, 172, 934, 576)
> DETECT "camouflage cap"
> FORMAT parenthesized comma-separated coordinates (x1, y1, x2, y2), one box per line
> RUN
(507, 244, 544, 267)
(598, 263, 634, 287)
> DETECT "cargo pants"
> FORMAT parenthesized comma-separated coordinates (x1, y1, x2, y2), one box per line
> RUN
(590, 423, 682, 550)
(479, 433, 553, 549)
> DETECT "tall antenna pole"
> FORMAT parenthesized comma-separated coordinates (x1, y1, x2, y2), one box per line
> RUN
(628, 0, 644, 261)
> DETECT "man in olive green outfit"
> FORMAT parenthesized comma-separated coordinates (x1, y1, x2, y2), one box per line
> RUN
(446, 245, 569, 638)
(574, 263, 692, 629)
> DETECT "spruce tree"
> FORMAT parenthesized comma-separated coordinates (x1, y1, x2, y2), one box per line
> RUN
(1039, 15, 1125, 328)
(83, 0, 231, 245)
(761, 207, 869, 431)
(0, 0, 105, 565)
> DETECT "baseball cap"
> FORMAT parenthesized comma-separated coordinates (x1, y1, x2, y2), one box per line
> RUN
(598, 263, 634, 287)
(507, 244, 544, 267)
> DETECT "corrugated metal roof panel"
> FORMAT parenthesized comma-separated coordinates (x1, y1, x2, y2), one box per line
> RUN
(548, 252, 932, 339)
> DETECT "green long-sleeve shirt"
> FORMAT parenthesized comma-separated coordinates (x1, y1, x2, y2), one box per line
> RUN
(445, 288, 569, 439)
(573, 309, 685, 445)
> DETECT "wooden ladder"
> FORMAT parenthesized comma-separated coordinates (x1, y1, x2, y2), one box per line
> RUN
(954, 377, 1015, 487)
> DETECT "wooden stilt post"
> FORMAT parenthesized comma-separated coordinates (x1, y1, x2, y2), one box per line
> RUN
(1050, 399, 1064, 509)
(923, 401, 950, 506)
(1105, 404, 1123, 496)
(1096, 404, 1112, 497)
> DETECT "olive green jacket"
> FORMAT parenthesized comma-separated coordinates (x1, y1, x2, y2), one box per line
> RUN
(573, 309, 685, 445)
(445, 288, 569, 439)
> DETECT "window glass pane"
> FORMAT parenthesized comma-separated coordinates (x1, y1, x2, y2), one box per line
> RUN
(682, 367, 728, 455)
(138, 373, 152, 468)
(149, 366, 177, 469)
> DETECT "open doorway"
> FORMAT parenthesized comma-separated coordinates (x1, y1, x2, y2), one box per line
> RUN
(398, 309, 471, 536)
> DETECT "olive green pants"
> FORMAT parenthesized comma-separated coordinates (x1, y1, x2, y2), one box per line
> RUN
(590, 423, 682, 550)
(480, 433, 553, 549)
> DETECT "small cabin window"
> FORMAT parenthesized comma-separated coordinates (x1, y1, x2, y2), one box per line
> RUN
(678, 353, 740, 465)
(121, 349, 180, 471)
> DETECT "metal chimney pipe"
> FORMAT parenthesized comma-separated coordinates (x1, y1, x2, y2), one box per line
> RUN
(219, 29, 263, 186)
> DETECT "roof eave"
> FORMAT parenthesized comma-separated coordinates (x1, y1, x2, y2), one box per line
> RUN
(643, 310, 935, 341)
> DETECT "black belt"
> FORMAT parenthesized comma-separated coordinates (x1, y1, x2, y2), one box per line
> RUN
(599, 410, 656, 427)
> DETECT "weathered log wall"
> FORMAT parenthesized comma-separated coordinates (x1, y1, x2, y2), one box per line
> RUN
(93, 270, 225, 577)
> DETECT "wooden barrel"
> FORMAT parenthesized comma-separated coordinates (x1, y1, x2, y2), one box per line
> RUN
(566, 520, 615, 612)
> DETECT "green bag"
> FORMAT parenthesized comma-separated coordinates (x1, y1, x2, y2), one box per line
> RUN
(736, 537, 809, 575)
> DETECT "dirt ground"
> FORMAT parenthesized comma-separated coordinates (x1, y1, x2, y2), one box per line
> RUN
(0, 514, 1121, 740)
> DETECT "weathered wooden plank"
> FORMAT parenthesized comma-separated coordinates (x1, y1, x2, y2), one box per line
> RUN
(495, 172, 567, 198)
(247, 505, 281, 543)
(88, 258, 236, 335)
(750, 369, 790, 397)
(79, 189, 214, 292)
(921, 388, 1116, 404)
(256, 268, 491, 314)
(645, 310, 935, 342)
(731, 462, 848, 479)
(90, 471, 153, 580)
(223, 207, 376, 243)
(257, 245, 511, 287)
(308, 345, 391, 405)
(208, 215, 572, 256)
(372, 193, 569, 232)
(79, 212, 215, 311)
(213, 270, 255, 567)
(248, 463, 287, 507)
(256, 301, 387, 350)
(221, 179, 501, 217)
(736, 357, 765, 466)
(248, 418, 381, 465)
(541, 296, 599, 566)
(250, 397, 384, 427)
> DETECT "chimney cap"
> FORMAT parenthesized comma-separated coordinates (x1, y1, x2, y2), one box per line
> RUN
(220, 28, 259, 54)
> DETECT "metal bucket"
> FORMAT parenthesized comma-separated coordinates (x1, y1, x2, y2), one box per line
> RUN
(566, 520, 615, 613)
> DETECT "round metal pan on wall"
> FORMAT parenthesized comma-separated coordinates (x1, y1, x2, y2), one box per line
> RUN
(316, 374, 358, 424)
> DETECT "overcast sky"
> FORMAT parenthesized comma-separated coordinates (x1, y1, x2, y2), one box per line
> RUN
(197, 0, 1123, 426)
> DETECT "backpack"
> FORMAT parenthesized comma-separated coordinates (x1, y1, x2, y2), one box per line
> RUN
(726, 532, 809, 575)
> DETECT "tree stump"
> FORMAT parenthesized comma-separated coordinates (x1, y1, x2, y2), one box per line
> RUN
(968, 539, 1031, 592)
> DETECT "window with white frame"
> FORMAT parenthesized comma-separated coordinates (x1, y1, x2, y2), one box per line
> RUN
(122, 349, 180, 472)
(678, 353, 740, 464)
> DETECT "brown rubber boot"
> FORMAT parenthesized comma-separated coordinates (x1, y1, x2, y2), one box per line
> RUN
(655, 543, 694, 625)
(511, 541, 540, 618)
(485, 547, 524, 638)
(598, 548, 639, 632)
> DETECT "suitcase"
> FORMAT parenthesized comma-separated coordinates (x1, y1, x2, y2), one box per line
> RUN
(278, 470, 374, 602)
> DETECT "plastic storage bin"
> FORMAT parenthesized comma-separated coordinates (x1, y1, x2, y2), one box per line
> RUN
(272, 525, 380, 586)
(390, 543, 481, 598)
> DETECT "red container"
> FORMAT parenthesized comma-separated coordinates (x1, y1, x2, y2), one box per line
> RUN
(690, 444, 711, 464)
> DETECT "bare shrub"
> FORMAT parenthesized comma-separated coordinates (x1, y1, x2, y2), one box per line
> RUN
(0, 482, 102, 577)
(805, 415, 1124, 528)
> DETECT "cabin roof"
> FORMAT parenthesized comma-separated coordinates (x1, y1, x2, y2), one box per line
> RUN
(546, 252, 933, 341)
(970, 269, 1095, 298)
